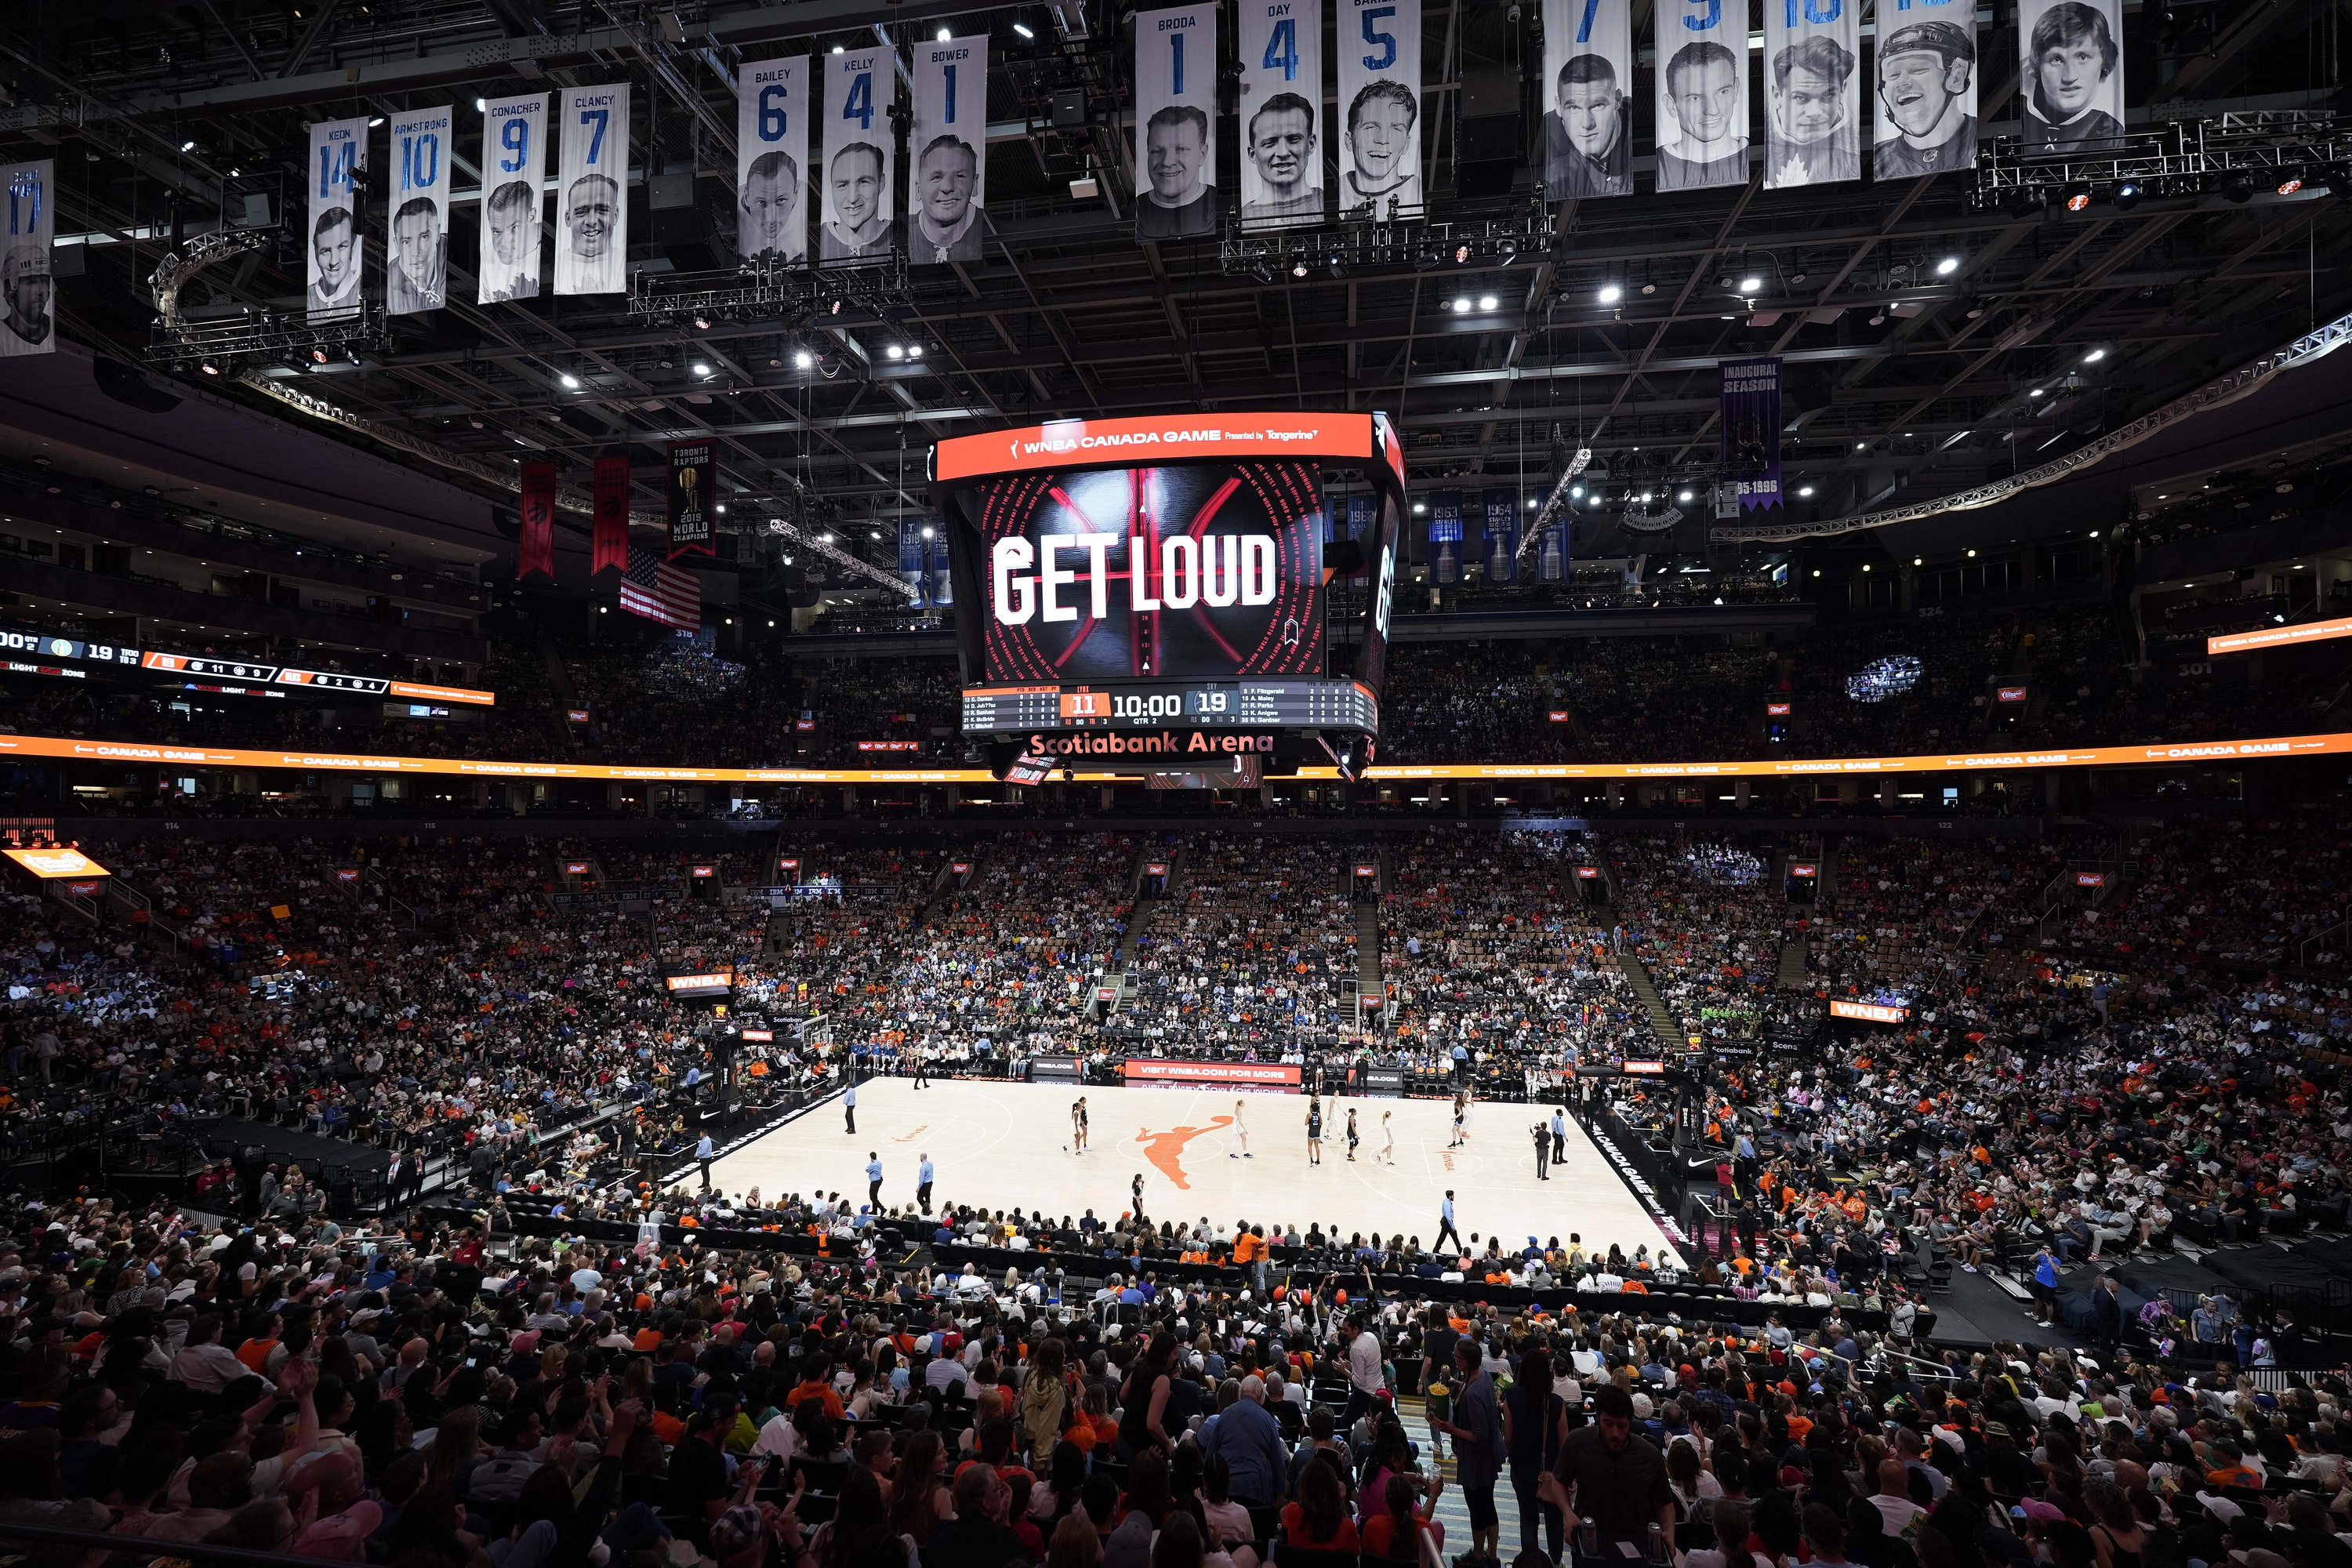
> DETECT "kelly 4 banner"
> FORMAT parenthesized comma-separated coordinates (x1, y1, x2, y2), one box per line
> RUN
(822, 47, 895, 263)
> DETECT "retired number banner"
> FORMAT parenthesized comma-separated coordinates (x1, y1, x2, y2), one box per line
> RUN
(556, 84, 629, 296)
(1, 159, 55, 357)
(478, 94, 547, 303)
(1135, 4, 1220, 241)
(911, 35, 987, 263)
(307, 117, 368, 321)
(738, 57, 810, 263)
(822, 47, 895, 263)
(1540, 0, 1633, 198)
(386, 106, 452, 312)
(1654, 0, 1748, 191)
(1336, 0, 1422, 218)
(1763, 0, 1860, 187)
(1238, 0, 1326, 228)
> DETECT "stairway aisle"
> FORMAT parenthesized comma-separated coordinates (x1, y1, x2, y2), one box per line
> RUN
(1614, 953, 1683, 1050)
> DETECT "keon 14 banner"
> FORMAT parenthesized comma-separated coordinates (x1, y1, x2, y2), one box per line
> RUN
(1135, 4, 1220, 241)
(556, 84, 629, 295)
(1237, 0, 1326, 227)
(738, 57, 810, 263)
(822, 47, 895, 263)
(385, 106, 452, 312)
(1540, 0, 1633, 198)
(1, 159, 55, 358)
(307, 116, 367, 321)
(1654, 0, 1749, 190)
(912, 34, 987, 263)
(478, 94, 548, 303)
(1337, 0, 1423, 218)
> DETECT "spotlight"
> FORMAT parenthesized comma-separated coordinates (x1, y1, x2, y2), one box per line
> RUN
(199, 361, 219, 375)
(1598, 283, 1622, 304)
(1454, 245, 1471, 263)
(2331, 167, 2352, 199)
(2114, 180, 2141, 210)
(180, 138, 197, 152)
(1797, 485, 1815, 497)
(1251, 260, 1275, 284)
(1640, 281, 1656, 295)
(1497, 235, 1519, 260)
(1738, 275, 1762, 292)
(1012, 20, 1035, 37)
(1477, 294, 1497, 310)
(2277, 172, 2304, 196)
(2222, 172, 2252, 204)
(1416, 245, 1442, 270)
(1935, 256, 1960, 275)
(560, 372, 581, 389)
(1452, 296, 1472, 312)
(692, 361, 712, 376)
(1291, 260, 1308, 278)
(1327, 252, 1345, 278)
(2083, 347, 2105, 363)
(1678, 490, 1693, 502)
(693, 314, 711, 330)
(347, 349, 361, 365)
(937, 25, 952, 38)
(887, 343, 905, 359)
(2063, 183, 2092, 212)
(795, 350, 815, 369)
(908, 345, 924, 358)
(310, 347, 328, 364)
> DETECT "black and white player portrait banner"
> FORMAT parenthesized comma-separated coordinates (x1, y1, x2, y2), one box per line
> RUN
(912, 34, 987, 263)
(1336, 0, 1422, 218)
(1540, 0, 1633, 198)
(1872, 12, 1976, 176)
(822, 47, 895, 263)
(386, 106, 452, 312)
(738, 57, 810, 263)
(1237, 0, 1326, 228)
(478, 94, 547, 303)
(2020, 0, 2123, 152)
(1, 160, 55, 358)
(307, 116, 367, 321)
(1654, 0, 1749, 191)
(1134, 3, 1219, 241)
(1763, 0, 1860, 187)
(556, 83, 629, 296)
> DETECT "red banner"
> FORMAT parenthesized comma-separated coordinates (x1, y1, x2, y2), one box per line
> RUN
(1120, 1059, 1302, 1086)
(593, 454, 631, 576)
(518, 462, 557, 581)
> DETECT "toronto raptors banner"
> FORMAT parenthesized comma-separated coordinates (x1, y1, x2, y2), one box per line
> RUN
(737, 57, 810, 262)
(1654, 0, 1749, 191)
(518, 462, 557, 580)
(1336, 0, 1422, 218)
(1428, 491, 1462, 586)
(1720, 358, 1784, 511)
(385, 106, 452, 312)
(307, 117, 368, 321)
(1135, 4, 1220, 241)
(555, 84, 629, 296)
(478, 93, 548, 303)
(911, 34, 986, 263)
(667, 440, 716, 559)
(1237, 0, 1326, 228)
(1, 159, 55, 358)
(1481, 492, 1517, 583)
(1540, 0, 1633, 198)
(1763, 0, 1860, 187)
(592, 453, 632, 575)
(821, 47, 895, 263)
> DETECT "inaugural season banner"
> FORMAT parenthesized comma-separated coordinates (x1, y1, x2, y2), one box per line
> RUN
(1873, 13, 1978, 176)
(1720, 358, 1784, 511)
(478, 94, 547, 303)
(592, 453, 631, 576)
(307, 117, 368, 321)
(911, 34, 987, 263)
(1654, 0, 1749, 191)
(2018, 0, 2122, 153)
(518, 461, 557, 581)
(821, 47, 895, 263)
(1, 159, 55, 358)
(1762, 0, 1860, 187)
(385, 106, 452, 313)
(555, 84, 629, 296)
(1540, 0, 1633, 198)
(1482, 492, 1517, 583)
(668, 440, 716, 558)
(1336, 0, 1422, 218)
(1428, 491, 1462, 586)
(1237, 0, 1326, 228)
(1134, 4, 1220, 241)
(738, 57, 810, 263)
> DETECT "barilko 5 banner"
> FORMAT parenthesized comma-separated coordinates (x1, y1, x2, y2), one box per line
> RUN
(307, 117, 368, 321)
(1762, 0, 1860, 187)
(1237, 0, 1326, 228)
(738, 57, 810, 263)
(667, 440, 716, 559)
(1654, 0, 1750, 191)
(1720, 357, 1784, 511)
(1134, 3, 1220, 241)
(912, 34, 987, 263)
(2019, 0, 2122, 152)
(822, 47, 895, 263)
(478, 94, 548, 303)
(556, 84, 629, 296)
(1482, 492, 1516, 583)
(1874, 12, 1977, 175)
(1336, 0, 1422, 218)
(1, 159, 55, 358)
(1540, 0, 1633, 198)
(385, 106, 452, 313)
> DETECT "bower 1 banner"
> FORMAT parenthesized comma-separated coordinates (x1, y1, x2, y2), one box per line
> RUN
(1135, 4, 1220, 241)
(1654, 0, 1749, 191)
(1720, 358, 1784, 511)
(737, 57, 811, 263)
(822, 46, 895, 263)
(1, 159, 55, 358)
(1481, 492, 1516, 583)
(1337, 0, 1422, 219)
(1872, 13, 1978, 176)
(307, 116, 368, 321)
(386, 106, 452, 313)
(555, 85, 629, 295)
(1237, 0, 1326, 228)
(1762, 0, 1860, 187)
(478, 94, 548, 303)
(912, 34, 986, 263)
(2018, 0, 2120, 153)
(1540, 0, 1633, 198)
(668, 440, 716, 559)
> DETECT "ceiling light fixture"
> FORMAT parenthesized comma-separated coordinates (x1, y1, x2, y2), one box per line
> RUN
(794, 350, 815, 369)
(1598, 283, 1622, 304)
(1936, 256, 1960, 275)
(1477, 293, 1497, 310)
(1013, 20, 1035, 37)
(1739, 275, 1762, 292)
(559, 372, 580, 389)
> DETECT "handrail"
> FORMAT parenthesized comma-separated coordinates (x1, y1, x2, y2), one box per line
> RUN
(0, 1513, 337, 1568)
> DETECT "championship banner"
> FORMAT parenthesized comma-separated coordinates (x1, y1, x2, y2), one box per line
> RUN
(306, 116, 368, 321)
(385, 106, 452, 313)
(1428, 491, 1463, 586)
(592, 453, 632, 576)
(2019, 0, 2120, 153)
(479, 93, 548, 303)
(1720, 358, 1784, 511)
(555, 84, 629, 296)
(1238, 0, 1326, 228)
(821, 47, 894, 263)
(1347, 492, 1377, 539)
(1537, 516, 1569, 581)
(667, 440, 716, 559)
(1540, 0, 1633, 198)
(738, 56, 811, 263)
(927, 529, 953, 605)
(911, 34, 986, 263)
(518, 462, 557, 581)
(1654, 0, 1749, 190)
(1873, 16, 1978, 176)
(1481, 492, 1517, 583)
(1, 159, 55, 358)
(1763, 0, 1860, 187)
(1135, 4, 1220, 241)
(1337, 0, 1422, 218)
(897, 520, 931, 604)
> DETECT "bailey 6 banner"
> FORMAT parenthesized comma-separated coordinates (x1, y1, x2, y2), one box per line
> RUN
(912, 34, 987, 263)
(667, 440, 716, 559)
(739, 56, 811, 263)
(1237, 0, 1326, 228)
(1873, 14, 1978, 176)
(518, 461, 557, 581)
(1720, 358, 1784, 511)
(1, 159, 55, 358)
(307, 116, 368, 321)
(386, 106, 452, 313)
(1337, 0, 1422, 218)
(1762, 0, 1860, 187)
(1481, 492, 1516, 583)
(1654, 0, 1749, 191)
(822, 47, 895, 263)
(556, 84, 629, 296)
(1135, 4, 1220, 241)
(592, 453, 632, 576)
(1540, 0, 1633, 198)
(478, 93, 548, 303)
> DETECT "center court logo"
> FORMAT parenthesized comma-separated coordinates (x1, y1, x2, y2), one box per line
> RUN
(1134, 1115, 1232, 1189)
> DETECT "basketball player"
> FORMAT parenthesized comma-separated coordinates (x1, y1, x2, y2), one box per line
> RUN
(1131, 1171, 1146, 1224)
(1345, 1107, 1360, 1163)
(1379, 1109, 1396, 1164)
(1230, 1098, 1250, 1159)
(1305, 1096, 1323, 1165)
(1448, 1089, 1468, 1149)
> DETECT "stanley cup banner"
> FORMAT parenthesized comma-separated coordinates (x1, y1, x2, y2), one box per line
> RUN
(385, 106, 452, 313)
(1540, 0, 1634, 198)
(1429, 491, 1463, 586)
(667, 439, 716, 559)
(1720, 358, 1784, 511)
(1237, 0, 1327, 228)
(738, 57, 810, 263)
(1654, 0, 1749, 191)
(1336, 0, 1423, 219)
(911, 34, 987, 263)
(306, 116, 368, 321)
(1, 159, 55, 358)
(897, 521, 931, 604)
(1537, 517, 1569, 581)
(927, 529, 954, 606)
(1134, 4, 1220, 241)
(1482, 492, 1517, 583)
(1347, 492, 1377, 540)
(2018, 0, 2118, 153)
(1763, 0, 1860, 187)
(478, 93, 548, 303)
(1873, 11, 1977, 176)
(555, 83, 629, 296)
(821, 46, 895, 263)
(592, 452, 632, 576)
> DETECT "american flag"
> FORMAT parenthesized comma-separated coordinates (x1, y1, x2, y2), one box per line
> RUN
(620, 547, 700, 630)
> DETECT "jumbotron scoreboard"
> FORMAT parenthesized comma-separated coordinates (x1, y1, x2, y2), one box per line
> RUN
(932, 413, 1406, 777)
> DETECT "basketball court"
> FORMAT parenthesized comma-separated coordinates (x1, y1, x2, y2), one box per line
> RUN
(706, 1077, 1684, 1267)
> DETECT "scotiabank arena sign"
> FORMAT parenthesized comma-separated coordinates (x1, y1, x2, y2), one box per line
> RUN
(1122, 1059, 1302, 1086)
